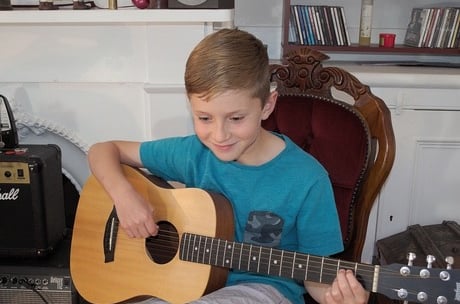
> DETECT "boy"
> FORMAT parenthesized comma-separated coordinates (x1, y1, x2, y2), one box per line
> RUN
(88, 28, 369, 304)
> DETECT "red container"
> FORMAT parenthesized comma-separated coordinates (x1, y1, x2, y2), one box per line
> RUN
(379, 33, 396, 48)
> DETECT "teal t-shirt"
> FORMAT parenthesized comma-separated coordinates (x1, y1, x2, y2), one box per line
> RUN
(140, 134, 343, 304)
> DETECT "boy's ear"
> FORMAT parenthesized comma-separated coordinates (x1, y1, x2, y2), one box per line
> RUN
(261, 90, 278, 120)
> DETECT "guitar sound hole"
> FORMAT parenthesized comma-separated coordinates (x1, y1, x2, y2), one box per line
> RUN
(146, 221, 179, 264)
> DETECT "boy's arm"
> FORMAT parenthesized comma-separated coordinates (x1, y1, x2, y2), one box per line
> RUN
(87, 141, 159, 238)
(304, 269, 369, 304)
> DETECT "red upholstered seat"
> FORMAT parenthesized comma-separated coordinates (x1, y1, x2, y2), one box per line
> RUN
(264, 95, 370, 247)
(264, 47, 395, 263)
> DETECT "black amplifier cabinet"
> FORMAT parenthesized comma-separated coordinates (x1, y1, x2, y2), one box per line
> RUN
(0, 144, 66, 257)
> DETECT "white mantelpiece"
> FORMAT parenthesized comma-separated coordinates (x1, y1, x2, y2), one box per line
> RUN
(0, 8, 234, 24)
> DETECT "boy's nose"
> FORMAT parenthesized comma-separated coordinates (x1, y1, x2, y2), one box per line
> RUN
(213, 121, 230, 142)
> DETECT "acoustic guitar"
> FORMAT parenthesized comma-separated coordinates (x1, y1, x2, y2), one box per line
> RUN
(70, 165, 459, 304)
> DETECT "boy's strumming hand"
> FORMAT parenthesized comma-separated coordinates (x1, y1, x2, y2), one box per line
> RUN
(113, 187, 159, 239)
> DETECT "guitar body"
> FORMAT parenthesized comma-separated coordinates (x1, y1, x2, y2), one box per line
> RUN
(70, 165, 234, 304)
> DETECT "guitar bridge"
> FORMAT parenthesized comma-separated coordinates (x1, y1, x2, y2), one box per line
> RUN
(103, 207, 119, 263)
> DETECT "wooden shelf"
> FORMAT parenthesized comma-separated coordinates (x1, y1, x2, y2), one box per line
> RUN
(282, 0, 460, 58)
(284, 43, 460, 56)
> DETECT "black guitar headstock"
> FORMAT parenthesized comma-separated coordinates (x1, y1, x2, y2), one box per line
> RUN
(377, 254, 459, 304)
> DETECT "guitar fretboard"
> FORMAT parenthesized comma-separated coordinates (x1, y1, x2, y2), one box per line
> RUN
(179, 233, 378, 291)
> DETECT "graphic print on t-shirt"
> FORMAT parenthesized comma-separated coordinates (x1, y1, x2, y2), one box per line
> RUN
(243, 211, 284, 247)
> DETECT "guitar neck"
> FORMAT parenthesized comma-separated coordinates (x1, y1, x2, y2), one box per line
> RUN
(179, 233, 378, 292)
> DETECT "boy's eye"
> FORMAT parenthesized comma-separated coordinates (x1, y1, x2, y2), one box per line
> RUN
(230, 116, 244, 121)
(198, 116, 210, 121)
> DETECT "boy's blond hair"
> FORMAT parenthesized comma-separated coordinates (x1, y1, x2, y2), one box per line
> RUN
(184, 28, 270, 105)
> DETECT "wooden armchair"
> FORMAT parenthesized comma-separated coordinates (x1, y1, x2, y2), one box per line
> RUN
(263, 47, 396, 263)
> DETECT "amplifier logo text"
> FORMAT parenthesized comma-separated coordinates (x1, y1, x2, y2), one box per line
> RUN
(0, 188, 20, 200)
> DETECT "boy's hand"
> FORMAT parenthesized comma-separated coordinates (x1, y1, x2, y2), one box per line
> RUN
(114, 187, 159, 238)
(324, 269, 369, 304)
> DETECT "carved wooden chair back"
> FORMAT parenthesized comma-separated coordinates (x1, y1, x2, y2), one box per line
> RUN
(263, 47, 396, 262)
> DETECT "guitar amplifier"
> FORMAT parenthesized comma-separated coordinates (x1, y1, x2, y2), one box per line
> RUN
(0, 265, 76, 304)
(0, 144, 66, 258)
(0, 239, 82, 304)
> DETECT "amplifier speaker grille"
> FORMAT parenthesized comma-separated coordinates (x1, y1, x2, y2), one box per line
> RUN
(0, 289, 76, 304)
(0, 240, 82, 304)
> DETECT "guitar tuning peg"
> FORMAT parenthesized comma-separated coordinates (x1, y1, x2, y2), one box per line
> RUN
(406, 252, 416, 266)
(445, 256, 454, 269)
(426, 255, 436, 268)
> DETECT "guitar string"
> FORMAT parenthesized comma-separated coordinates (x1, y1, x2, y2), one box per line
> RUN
(140, 229, 378, 283)
(114, 229, 452, 299)
(143, 230, 381, 283)
(182, 236, 453, 299)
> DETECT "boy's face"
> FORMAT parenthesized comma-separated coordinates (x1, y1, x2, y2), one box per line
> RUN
(190, 89, 276, 164)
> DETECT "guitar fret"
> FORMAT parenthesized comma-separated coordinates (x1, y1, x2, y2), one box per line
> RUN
(307, 256, 323, 283)
(270, 248, 281, 276)
(305, 255, 310, 280)
(267, 248, 272, 275)
(179, 233, 186, 260)
(194, 235, 198, 262)
(179, 233, 378, 295)
(238, 243, 243, 270)
(337, 258, 340, 273)
(281, 251, 294, 278)
(189, 234, 194, 261)
(259, 247, 270, 275)
(228, 242, 234, 267)
(253, 245, 258, 270)
(279, 251, 284, 277)
(326, 258, 340, 283)
(291, 252, 297, 278)
(320, 257, 324, 283)
(248, 245, 253, 271)
(371, 265, 379, 293)
(197, 235, 203, 263)
(223, 240, 230, 267)
(191, 234, 197, 262)
(230, 241, 235, 268)
(221, 240, 225, 267)
(200, 235, 206, 263)
(201, 236, 206, 264)
(356, 263, 375, 292)
(190, 234, 195, 261)
(192, 234, 198, 262)
(257, 246, 262, 273)
(209, 237, 214, 265)
(185, 233, 191, 262)
(215, 239, 221, 266)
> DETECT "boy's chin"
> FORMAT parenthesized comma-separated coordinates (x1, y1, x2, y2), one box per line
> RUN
(211, 151, 238, 163)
